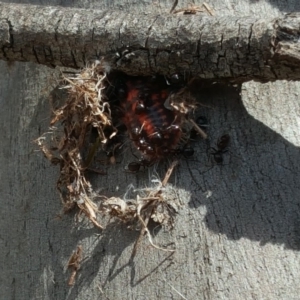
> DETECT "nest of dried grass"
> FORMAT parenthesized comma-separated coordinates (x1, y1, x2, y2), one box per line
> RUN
(35, 60, 184, 253)
(35, 60, 114, 229)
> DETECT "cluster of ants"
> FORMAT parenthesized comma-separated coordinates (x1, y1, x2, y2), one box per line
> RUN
(118, 121, 230, 173)
(94, 73, 230, 173)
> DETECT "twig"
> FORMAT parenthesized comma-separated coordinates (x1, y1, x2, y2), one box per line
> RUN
(67, 245, 83, 286)
(203, 2, 214, 16)
(166, 281, 188, 300)
(131, 214, 150, 260)
(189, 119, 208, 139)
(161, 160, 179, 187)
(137, 214, 175, 253)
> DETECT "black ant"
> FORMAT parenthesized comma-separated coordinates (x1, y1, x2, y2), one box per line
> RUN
(126, 158, 155, 173)
(180, 146, 194, 158)
(196, 116, 209, 131)
(126, 145, 195, 173)
(104, 142, 123, 165)
(209, 134, 230, 164)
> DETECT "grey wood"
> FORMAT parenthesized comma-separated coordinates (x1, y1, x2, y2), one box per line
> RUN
(1, 3, 300, 82)
(1, 1, 300, 300)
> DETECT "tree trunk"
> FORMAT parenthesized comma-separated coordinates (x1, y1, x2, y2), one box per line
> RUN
(1, 3, 300, 82)
(1, 1, 300, 300)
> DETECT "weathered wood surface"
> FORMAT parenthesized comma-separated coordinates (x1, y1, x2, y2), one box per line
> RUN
(1, 1, 300, 300)
(1, 3, 300, 82)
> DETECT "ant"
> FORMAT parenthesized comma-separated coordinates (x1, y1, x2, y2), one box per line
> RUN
(180, 146, 194, 158)
(104, 142, 123, 165)
(209, 134, 230, 164)
(126, 158, 154, 173)
(196, 116, 209, 131)
(126, 145, 195, 173)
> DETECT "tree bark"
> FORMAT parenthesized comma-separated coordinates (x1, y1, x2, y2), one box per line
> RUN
(1, 3, 300, 82)
(2, 1, 300, 300)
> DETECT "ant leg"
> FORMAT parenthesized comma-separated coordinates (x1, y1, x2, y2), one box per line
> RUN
(105, 143, 122, 165)
(212, 152, 223, 165)
(129, 145, 140, 160)
(207, 147, 217, 166)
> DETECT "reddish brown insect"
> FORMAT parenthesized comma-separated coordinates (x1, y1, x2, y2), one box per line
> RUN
(119, 76, 183, 161)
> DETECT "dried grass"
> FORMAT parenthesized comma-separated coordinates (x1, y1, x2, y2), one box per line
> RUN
(35, 60, 114, 229)
(67, 245, 83, 286)
(35, 60, 184, 253)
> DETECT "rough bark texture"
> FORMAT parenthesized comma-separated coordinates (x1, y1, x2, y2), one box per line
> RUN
(2, 1, 300, 300)
(1, 3, 300, 82)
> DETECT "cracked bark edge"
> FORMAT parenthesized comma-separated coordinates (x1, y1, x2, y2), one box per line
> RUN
(0, 3, 299, 83)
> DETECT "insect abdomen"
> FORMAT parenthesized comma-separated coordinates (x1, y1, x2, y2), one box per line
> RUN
(120, 76, 182, 159)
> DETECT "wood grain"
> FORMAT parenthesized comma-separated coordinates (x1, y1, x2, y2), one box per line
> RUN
(1, 1, 300, 299)
(1, 3, 300, 82)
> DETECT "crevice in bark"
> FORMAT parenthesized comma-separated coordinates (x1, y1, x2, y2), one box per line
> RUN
(71, 50, 78, 69)
(169, 0, 178, 14)
(248, 23, 253, 53)
(1, 19, 13, 61)
(145, 15, 159, 49)
(54, 17, 62, 43)
(33, 47, 40, 64)
(6, 18, 13, 47)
